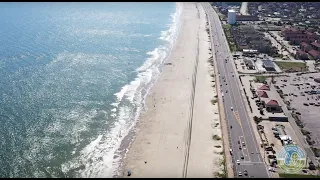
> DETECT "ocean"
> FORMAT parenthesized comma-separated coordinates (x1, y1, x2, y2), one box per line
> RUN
(0, 2, 181, 178)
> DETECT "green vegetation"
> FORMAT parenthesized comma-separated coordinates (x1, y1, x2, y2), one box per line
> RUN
(214, 157, 227, 178)
(211, 98, 218, 105)
(278, 173, 318, 178)
(222, 24, 237, 52)
(254, 76, 266, 83)
(275, 61, 308, 72)
(218, 13, 225, 21)
(212, 135, 221, 141)
(222, 24, 231, 30)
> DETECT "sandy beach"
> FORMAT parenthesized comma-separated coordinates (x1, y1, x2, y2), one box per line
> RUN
(119, 2, 223, 178)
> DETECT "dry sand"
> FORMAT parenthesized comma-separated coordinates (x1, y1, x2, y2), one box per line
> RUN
(120, 2, 223, 178)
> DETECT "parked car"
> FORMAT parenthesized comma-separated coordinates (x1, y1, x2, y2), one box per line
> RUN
(244, 169, 248, 176)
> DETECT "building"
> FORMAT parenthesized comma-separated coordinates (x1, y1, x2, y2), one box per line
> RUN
(308, 49, 320, 60)
(257, 91, 269, 98)
(227, 9, 236, 25)
(311, 41, 320, 51)
(235, 15, 259, 21)
(258, 84, 270, 91)
(295, 49, 309, 60)
(300, 42, 312, 52)
(262, 60, 276, 71)
(265, 99, 282, 113)
(281, 27, 318, 45)
(244, 59, 255, 69)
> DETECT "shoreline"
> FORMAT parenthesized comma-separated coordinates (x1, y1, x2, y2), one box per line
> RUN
(117, 2, 223, 178)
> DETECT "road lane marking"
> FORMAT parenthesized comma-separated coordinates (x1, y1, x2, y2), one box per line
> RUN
(233, 111, 242, 126)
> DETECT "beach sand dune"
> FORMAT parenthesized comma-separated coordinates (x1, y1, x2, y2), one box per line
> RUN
(120, 2, 223, 178)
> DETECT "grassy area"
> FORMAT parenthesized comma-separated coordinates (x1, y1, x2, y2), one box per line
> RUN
(254, 76, 266, 83)
(275, 61, 307, 72)
(222, 25, 237, 52)
(222, 24, 231, 30)
(278, 173, 318, 178)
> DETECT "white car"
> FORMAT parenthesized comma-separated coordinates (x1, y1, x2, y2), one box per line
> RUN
(238, 171, 242, 176)
(231, 107, 233, 111)
(236, 160, 240, 165)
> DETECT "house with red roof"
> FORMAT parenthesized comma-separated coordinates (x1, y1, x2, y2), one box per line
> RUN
(311, 42, 320, 51)
(281, 27, 317, 45)
(308, 49, 320, 60)
(265, 99, 282, 113)
(300, 42, 312, 52)
(258, 84, 270, 91)
(257, 91, 269, 98)
(295, 49, 309, 60)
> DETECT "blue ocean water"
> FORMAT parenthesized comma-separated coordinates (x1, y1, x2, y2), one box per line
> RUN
(0, 2, 181, 178)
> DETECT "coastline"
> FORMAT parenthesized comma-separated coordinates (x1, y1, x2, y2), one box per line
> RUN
(117, 2, 223, 178)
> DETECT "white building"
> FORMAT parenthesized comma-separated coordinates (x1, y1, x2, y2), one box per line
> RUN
(227, 9, 236, 25)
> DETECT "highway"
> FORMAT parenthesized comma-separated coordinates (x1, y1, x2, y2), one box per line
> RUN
(202, 3, 271, 178)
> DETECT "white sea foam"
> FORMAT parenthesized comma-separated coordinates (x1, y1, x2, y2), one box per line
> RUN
(61, 3, 183, 178)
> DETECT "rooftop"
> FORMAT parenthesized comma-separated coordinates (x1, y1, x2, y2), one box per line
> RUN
(257, 91, 269, 98)
(311, 42, 320, 48)
(308, 49, 320, 57)
(262, 60, 275, 68)
(300, 42, 310, 47)
(258, 84, 270, 91)
(296, 49, 308, 54)
(266, 99, 279, 106)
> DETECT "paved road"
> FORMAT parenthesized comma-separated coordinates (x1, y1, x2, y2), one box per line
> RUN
(202, 3, 271, 178)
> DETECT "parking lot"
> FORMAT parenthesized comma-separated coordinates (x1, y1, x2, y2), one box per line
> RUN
(275, 73, 320, 148)
(234, 53, 282, 73)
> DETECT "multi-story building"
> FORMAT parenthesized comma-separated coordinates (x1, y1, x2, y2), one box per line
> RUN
(295, 49, 309, 60)
(308, 49, 320, 60)
(300, 42, 312, 52)
(310, 42, 320, 51)
(227, 9, 236, 25)
(281, 27, 318, 45)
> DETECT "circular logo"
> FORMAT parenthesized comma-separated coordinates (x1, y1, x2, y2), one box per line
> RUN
(277, 145, 306, 173)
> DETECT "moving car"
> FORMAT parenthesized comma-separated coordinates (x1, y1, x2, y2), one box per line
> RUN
(236, 160, 240, 165)
(241, 155, 244, 159)
(238, 171, 242, 176)
(268, 167, 275, 172)
(230, 107, 233, 111)
(242, 142, 245, 146)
